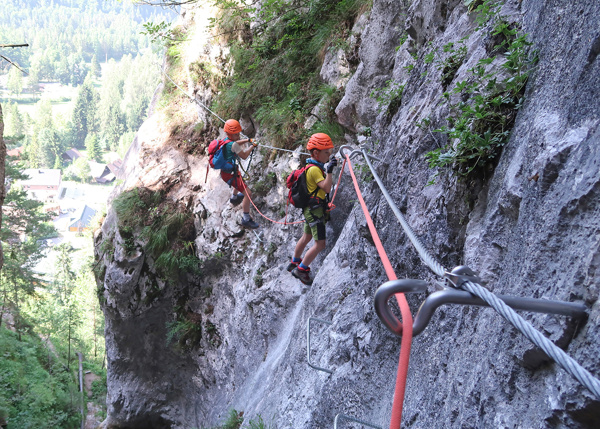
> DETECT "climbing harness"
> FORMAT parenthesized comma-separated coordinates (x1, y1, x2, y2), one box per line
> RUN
(236, 157, 346, 226)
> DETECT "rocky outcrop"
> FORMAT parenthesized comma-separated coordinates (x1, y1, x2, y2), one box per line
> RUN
(96, 0, 600, 428)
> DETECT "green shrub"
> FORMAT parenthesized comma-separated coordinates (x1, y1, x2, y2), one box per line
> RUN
(0, 327, 80, 428)
(425, 5, 537, 180)
(211, 0, 372, 149)
(112, 188, 200, 279)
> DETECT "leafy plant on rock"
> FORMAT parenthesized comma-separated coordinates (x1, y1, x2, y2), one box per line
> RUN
(210, 0, 372, 149)
(111, 187, 200, 281)
(425, 3, 537, 180)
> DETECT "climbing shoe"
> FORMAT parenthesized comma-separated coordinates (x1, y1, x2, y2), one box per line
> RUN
(292, 267, 313, 286)
(229, 193, 244, 206)
(241, 217, 260, 229)
(286, 260, 300, 272)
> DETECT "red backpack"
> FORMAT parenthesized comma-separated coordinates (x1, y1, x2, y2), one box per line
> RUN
(207, 138, 234, 171)
(286, 164, 324, 208)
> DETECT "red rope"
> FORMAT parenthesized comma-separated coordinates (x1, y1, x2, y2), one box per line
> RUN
(240, 179, 304, 225)
(238, 159, 347, 226)
(345, 154, 413, 429)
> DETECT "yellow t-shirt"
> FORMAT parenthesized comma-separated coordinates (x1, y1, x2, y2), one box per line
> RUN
(306, 165, 326, 200)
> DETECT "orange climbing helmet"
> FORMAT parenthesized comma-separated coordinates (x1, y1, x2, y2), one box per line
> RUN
(224, 119, 242, 134)
(306, 133, 334, 151)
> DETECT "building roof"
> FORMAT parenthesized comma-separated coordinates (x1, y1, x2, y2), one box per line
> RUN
(68, 205, 97, 229)
(20, 169, 62, 187)
(7, 146, 24, 158)
(107, 160, 123, 175)
(88, 161, 109, 179)
(63, 148, 83, 161)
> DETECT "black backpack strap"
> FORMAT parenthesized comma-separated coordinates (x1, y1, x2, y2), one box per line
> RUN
(305, 165, 326, 210)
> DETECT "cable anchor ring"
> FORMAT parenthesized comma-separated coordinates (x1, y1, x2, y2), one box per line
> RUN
(444, 265, 484, 289)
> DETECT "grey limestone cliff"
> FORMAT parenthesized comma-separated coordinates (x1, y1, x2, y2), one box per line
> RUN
(95, 0, 600, 428)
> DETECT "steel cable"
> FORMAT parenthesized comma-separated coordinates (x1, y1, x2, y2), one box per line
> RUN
(361, 148, 445, 277)
(359, 145, 600, 400)
(345, 154, 413, 429)
(462, 280, 600, 399)
(158, 64, 310, 155)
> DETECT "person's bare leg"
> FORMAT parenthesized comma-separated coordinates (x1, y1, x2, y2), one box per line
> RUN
(301, 239, 326, 267)
(294, 233, 313, 259)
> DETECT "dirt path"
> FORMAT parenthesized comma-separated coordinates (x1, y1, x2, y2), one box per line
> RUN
(84, 372, 103, 429)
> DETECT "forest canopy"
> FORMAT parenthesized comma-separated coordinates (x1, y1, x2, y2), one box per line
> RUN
(0, 0, 174, 83)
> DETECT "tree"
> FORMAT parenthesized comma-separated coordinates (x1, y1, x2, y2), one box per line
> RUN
(72, 157, 91, 183)
(51, 243, 83, 370)
(7, 66, 23, 98)
(70, 54, 88, 86)
(0, 104, 5, 272)
(33, 98, 54, 133)
(101, 105, 124, 151)
(0, 169, 53, 335)
(91, 54, 101, 79)
(0, 43, 29, 274)
(85, 133, 102, 162)
(38, 127, 63, 168)
(27, 60, 42, 99)
(4, 102, 24, 138)
(71, 77, 99, 147)
(56, 56, 70, 85)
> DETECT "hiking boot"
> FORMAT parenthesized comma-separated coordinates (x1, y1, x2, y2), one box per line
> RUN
(229, 193, 244, 206)
(286, 260, 300, 272)
(292, 267, 313, 286)
(241, 217, 260, 229)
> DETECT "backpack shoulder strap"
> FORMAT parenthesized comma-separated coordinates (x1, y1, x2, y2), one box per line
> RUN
(304, 164, 324, 198)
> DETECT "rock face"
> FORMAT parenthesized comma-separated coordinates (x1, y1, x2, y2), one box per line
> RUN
(96, 0, 600, 428)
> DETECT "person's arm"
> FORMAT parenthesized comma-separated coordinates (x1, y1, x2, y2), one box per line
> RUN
(234, 139, 256, 160)
(316, 173, 333, 194)
(316, 157, 337, 193)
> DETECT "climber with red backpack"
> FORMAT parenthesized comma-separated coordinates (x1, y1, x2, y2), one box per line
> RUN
(207, 119, 260, 229)
(286, 133, 338, 285)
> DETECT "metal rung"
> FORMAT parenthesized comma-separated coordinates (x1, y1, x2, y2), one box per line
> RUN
(339, 145, 385, 163)
(307, 317, 333, 374)
(374, 279, 588, 337)
(334, 414, 382, 429)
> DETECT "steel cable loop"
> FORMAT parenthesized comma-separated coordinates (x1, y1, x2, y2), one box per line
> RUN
(462, 280, 600, 399)
(361, 148, 446, 278)
(358, 146, 600, 399)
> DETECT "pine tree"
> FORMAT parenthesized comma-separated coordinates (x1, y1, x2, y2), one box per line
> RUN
(0, 165, 53, 336)
(91, 54, 102, 79)
(4, 103, 24, 138)
(38, 127, 63, 168)
(85, 133, 102, 162)
(71, 76, 99, 147)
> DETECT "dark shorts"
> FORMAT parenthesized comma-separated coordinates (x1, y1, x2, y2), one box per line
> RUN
(221, 170, 246, 193)
(303, 206, 328, 241)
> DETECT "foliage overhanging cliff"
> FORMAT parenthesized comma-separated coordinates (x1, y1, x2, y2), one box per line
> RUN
(95, 0, 600, 428)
